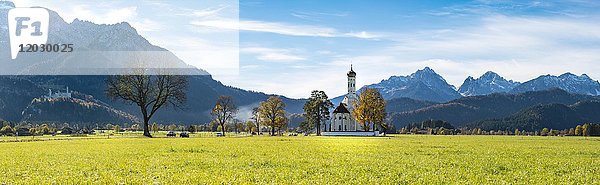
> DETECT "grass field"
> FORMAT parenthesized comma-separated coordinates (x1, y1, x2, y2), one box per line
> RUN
(0, 135, 598, 184)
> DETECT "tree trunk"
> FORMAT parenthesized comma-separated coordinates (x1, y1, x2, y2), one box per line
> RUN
(221, 122, 226, 136)
(316, 117, 321, 136)
(143, 117, 152, 138)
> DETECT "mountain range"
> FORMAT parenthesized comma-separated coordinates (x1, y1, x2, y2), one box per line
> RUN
(510, 73, 600, 96)
(0, 2, 304, 127)
(2, 1, 600, 131)
(357, 67, 599, 103)
(361, 67, 462, 102)
(469, 100, 600, 131)
(388, 88, 600, 129)
(0, 1, 201, 75)
(458, 71, 520, 96)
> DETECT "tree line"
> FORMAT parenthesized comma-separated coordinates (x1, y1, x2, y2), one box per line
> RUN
(210, 95, 288, 136)
(397, 119, 600, 137)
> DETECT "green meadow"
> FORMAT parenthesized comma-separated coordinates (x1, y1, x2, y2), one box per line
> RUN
(0, 135, 598, 184)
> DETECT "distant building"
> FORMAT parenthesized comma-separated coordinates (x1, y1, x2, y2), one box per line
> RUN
(325, 65, 373, 133)
(44, 87, 72, 99)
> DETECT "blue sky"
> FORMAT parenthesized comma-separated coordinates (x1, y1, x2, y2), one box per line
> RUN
(231, 0, 600, 98)
(11, 0, 600, 98)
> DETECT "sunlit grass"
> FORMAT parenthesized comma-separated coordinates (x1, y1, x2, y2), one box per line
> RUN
(0, 135, 598, 184)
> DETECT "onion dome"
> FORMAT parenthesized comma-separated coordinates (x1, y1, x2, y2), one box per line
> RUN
(347, 64, 356, 77)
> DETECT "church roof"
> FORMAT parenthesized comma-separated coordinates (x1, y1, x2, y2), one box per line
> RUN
(347, 64, 356, 77)
(333, 103, 351, 114)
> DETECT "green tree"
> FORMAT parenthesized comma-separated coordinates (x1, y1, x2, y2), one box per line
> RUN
(245, 121, 256, 133)
(211, 96, 238, 136)
(167, 124, 177, 131)
(151, 123, 159, 133)
(1, 121, 10, 127)
(298, 121, 313, 134)
(113, 125, 121, 133)
(259, 96, 287, 136)
(251, 107, 260, 134)
(131, 124, 140, 131)
(234, 121, 245, 133)
(107, 75, 188, 137)
(353, 88, 386, 132)
(187, 125, 196, 133)
(303, 90, 333, 136)
(541, 128, 549, 136)
(514, 129, 520, 136)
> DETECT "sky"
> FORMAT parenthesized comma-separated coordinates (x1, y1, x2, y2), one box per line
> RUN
(10, 0, 600, 99)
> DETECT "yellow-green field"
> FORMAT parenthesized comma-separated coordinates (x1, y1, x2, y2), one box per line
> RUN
(0, 135, 598, 184)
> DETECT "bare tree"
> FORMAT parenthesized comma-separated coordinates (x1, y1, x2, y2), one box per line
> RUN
(211, 96, 238, 136)
(107, 75, 188, 137)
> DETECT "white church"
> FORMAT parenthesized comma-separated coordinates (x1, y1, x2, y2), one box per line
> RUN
(322, 65, 378, 136)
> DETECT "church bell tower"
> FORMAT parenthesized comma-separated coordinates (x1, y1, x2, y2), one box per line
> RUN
(343, 64, 358, 109)
(347, 64, 356, 94)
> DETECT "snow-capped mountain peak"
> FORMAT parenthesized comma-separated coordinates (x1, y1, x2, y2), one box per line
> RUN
(511, 72, 600, 96)
(362, 67, 462, 102)
(458, 71, 520, 96)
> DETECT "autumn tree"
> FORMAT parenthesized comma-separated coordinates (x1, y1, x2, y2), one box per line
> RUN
(259, 96, 288, 136)
(211, 96, 238, 136)
(582, 123, 591, 136)
(303, 90, 333, 136)
(0, 125, 14, 136)
(575, 125, 583, 136)
(107, 75, 188, 137)
(352, 88, 386, 132)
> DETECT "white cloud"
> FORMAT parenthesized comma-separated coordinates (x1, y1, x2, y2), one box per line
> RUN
(344, 31, 382, 39)
(241, 47, 305, 62)
(232, 15, 600, 98)
(290, 11, 348, 21)
(327, 16, 600, 89)
(191, 19, 381, 39)
(191, 6, 229, 17)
